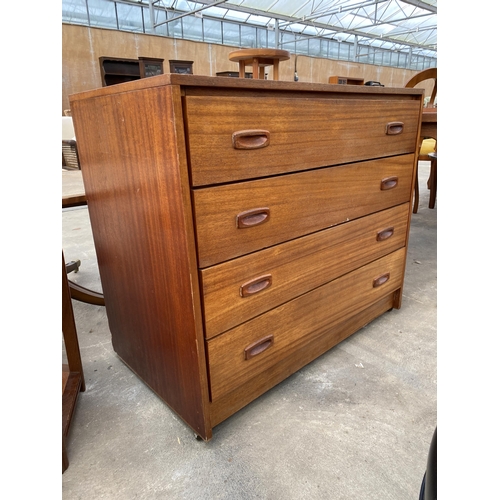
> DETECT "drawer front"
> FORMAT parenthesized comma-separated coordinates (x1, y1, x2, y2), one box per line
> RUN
(207, 248, 406, 401)
(201, 203, 409, 338)
(193, 155, 414, 268)
(185, 96, 420, 186)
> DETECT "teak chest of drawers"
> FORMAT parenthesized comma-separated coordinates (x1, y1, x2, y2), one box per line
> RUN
(70, 75, 423, 440)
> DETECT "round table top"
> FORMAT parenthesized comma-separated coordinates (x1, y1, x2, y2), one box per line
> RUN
(228, 48, 291, 63)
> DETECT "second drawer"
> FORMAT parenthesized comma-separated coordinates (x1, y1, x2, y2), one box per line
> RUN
(193, 155, 414, 267)
(201, 203, 409, 338)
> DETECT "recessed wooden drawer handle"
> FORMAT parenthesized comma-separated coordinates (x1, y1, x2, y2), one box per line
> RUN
(244, 335, 274, 360)
(385, 122, 404, 135)
(380, 176, 398, 190)
(373, 273, 390, 288)
(240, 274, 272, 297)
(232, 129, 270, 150)
(376, 227, 395, 241)
(236, 208, 270, 228)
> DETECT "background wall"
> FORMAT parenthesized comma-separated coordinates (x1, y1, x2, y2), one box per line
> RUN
(62, 24, 431, 113)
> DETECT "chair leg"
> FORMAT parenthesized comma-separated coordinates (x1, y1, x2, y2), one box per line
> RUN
(65, 260, 81, 274)
(68, 280, 105, 306)
(428, 157, 437, 209)
(413, 162, 420, 214)
(64, 258, 105, 306)
(63, 436, 69, 473)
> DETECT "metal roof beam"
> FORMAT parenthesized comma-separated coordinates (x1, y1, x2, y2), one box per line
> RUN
(280, 0, 383, 27)
(130, 0, 436, 53)
(399, 0, 437, 13)
(151, 0, 228, 27)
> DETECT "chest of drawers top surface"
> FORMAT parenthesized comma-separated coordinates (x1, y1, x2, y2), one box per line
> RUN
(70, 73, 424, 100)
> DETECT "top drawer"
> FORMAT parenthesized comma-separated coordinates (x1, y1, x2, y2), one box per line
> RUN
(184, 95, 421, 186)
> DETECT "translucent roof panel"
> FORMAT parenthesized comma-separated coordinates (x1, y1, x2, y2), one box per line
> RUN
(189, 0, 437, 56)
(77, 1, 436, 58)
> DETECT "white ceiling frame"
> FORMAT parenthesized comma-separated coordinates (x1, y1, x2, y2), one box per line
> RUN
(149, 0, 228, 28)
(127, 0, 436, 54)
(399, 0, 436, 13)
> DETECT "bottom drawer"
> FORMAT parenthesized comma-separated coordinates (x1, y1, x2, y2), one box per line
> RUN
(207, 247, 406, 402)
(210, 293, 395, 427)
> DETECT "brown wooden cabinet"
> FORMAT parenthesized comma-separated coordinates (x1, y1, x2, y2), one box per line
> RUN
(168, 59, 193, 74)
(216, 71, 253, 78)
(329, 75, 364, 85)
(139, 57, 164, 78)
(70, 75, 423, 441)
(99, 56, 164, 86)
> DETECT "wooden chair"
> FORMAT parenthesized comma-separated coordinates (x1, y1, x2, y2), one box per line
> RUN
(405, 68, 437, 213)
(406, 68, 437, 106)
(62, 186, 105, 471)
(63, 193, 106, 306)
(62, 116, 81, 170)
(62, 252, 85, 473)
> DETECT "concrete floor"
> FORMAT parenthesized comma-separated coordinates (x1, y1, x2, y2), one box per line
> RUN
(62, 163, 436, 500)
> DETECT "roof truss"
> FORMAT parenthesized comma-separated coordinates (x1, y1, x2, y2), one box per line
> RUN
(136, 0, 437, 55)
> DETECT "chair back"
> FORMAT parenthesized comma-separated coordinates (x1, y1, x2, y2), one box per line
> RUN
(405, 68, 437, 106)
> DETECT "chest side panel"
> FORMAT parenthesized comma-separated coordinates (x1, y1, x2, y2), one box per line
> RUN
(71, 85, 212, 439)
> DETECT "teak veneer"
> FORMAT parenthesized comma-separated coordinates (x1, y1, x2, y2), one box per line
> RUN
(70, 74, 423, 440)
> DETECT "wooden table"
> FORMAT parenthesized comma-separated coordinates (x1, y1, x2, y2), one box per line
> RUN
(228, 49, 290, 80)
(413, 107, 437, 212)
(421, 107, 437, 142)
(62, 170, 105, 306)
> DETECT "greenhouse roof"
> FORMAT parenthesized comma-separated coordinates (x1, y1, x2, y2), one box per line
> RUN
(146, 0, 437, 57)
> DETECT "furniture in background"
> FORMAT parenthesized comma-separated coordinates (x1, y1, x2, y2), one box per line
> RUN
(70, 74, 422, 441)
(139, 57, 164, 78)
(406, 68, 437, 106)
(99, 56, 165, 86)
(62, 188, 106, 307)
(405, 68, 437, 213)
(65, 268, 105, 305)
(328, 76, 364, 85)
(62, 252, 85, 473)
(427, 151, 437, 210)
(99, 57, 140, 86)
(228, 49, 290, 80)
(216, 71, 253, 78)
(62, 116, 80, 170)
(62, 173, 106, 470)
(419, 427, 437, 500)
(169, 60, 194, 74)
